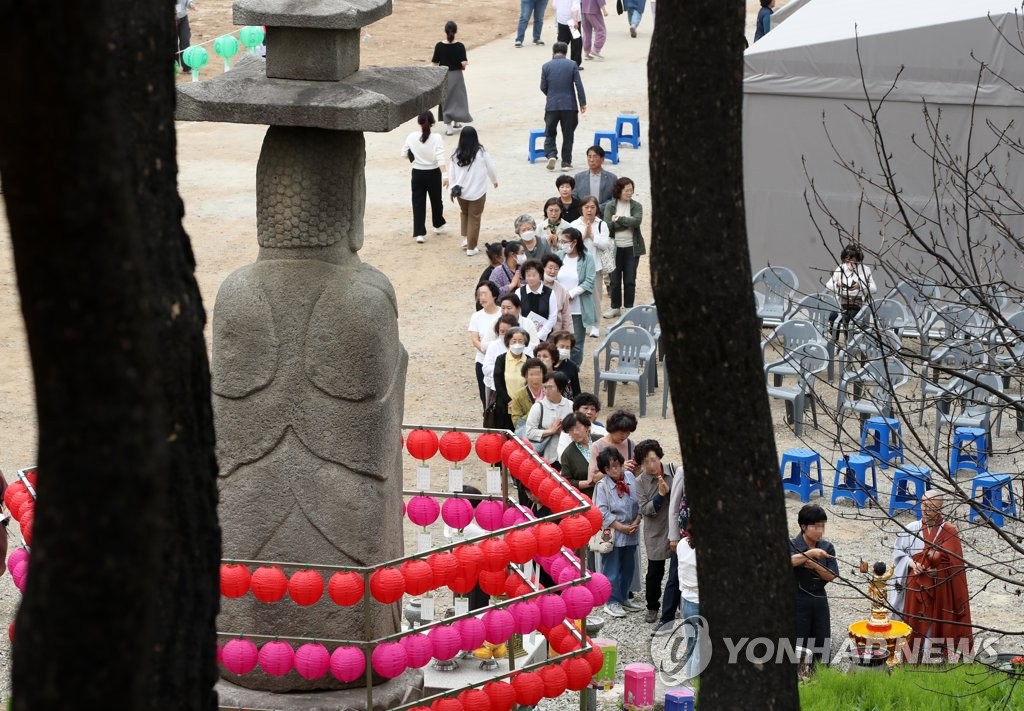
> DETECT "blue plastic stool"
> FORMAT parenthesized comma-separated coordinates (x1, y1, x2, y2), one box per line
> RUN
(968, 473, 1016, 527)
(860, 417, 904, 469)
(888, 465, 931, 517)
(615, 113, 641, 149)
(831, 454, 878, 508)
(528, 129, 546, 163)
(593, 130, 620, 164)
(780, 448, 824, 503)
(950, 427, 989, 477)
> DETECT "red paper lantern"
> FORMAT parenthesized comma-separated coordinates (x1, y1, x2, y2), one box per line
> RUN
(439, 431, 472, 462)
(477, 568, 507, 597)
(447, 568, 477, 596)
(18, 509, 33, 546)
(527, 467, 547, 494)
(479, 538, 511, 572)
(455, 616, 487, 651)
(474, 499, 505, 531)
(549, 490, 577, 513)
(475, 433, 505, 464)
(484, 681, 517, 711)
(506, 448, 530, 480)
(533, 523, 564, 556)
(505, 529, 538, 564)
(583, 506, 603, 535)
(327, 571, 364, 606)
(258, 640, 295, 676)
(401, 559, 434, 596)
(563, 657, 594, 690)
(7, 621, 13, 643)
(512, 672, 545, 706)
(540, 665, 569, 698)
(453, 545, 482, 577)
(585, 645, 605, 673)
(431, 699, 464, 711)
(288, 568, 325, 606)
(535, 476, 558, 504)
(500, 438, 520, 467)
(369, 567, 406, 604)
(250, 565, 288, 603)
(504, 572, 525, 598)
(428, 552, 459, 588)
(220, 564, 251, 599)
(407, 428, 440, 460)
(3, 481, 25, 512)
(24, 469, 37, 488)
(559, 516, 593, 550)
(458, 688, 491, 711)
(517, 456, 539, 482)
(9, 490, 30, 522)
(548, 623, 582, 654)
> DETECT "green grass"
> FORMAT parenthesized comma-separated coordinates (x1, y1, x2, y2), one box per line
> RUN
(799, 664, 1024, 710)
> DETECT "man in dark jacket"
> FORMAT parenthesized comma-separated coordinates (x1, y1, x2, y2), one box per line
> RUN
(540, 42, 587, 172)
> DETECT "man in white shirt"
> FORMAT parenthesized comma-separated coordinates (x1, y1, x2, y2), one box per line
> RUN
(553, 0, 584, 67)
(526, 372, 575, 461)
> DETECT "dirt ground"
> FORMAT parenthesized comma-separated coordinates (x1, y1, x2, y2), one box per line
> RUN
(10, 0, 1022, 694)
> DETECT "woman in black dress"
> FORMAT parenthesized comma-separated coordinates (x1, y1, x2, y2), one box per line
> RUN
(431, 21, 473, 136)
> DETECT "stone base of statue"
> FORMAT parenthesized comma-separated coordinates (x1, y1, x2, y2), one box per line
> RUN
(215, 669, 424, 711)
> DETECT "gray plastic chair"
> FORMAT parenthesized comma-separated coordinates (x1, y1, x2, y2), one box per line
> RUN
(787, 292, 841, 380)
(753, 266, 799, 327)
(887, 280, 942, 341)
(761, 319, 827, 387)
(661, 357, 670, 418)
(852, 297, 910, 335)
(836, 358, 910, 442)
(933, 303, 991, 342)
(932, 371, 1004, 459)
(991, 310, 1024, 387)
(918, 338, 988, 424)
(765, 342, 828, 436)
(593, 326, 657, 417)
(606, 304, 661, 391)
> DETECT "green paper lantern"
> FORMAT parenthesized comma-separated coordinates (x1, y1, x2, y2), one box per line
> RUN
(214, 35, 240, 70)
(182, 45, 208, 81)
(239, 26, 265, 53)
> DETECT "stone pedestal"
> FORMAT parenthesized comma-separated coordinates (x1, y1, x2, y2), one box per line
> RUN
(216, 669, 425, 710)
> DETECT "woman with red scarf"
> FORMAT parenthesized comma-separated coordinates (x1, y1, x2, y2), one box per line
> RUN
(594, 447, 641, 618)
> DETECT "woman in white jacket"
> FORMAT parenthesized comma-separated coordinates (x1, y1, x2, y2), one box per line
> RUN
(826, 243, 877, 336)
(401, 111, 448, 244)
(570, 196, 612, 338)
(449, 127, 499, 257)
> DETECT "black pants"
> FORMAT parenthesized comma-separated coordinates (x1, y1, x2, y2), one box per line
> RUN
(645, 557, 669, 611)
(610, 245, 640, 309)
(411, 168, 445, 238)
(544, 110, 580, 166)
(557, 22, 584, 66)
(176, 16, 192, 70)
(475, 362, 487, 410)
(659, 550, 681, 622)
(794, 593, 832, 663)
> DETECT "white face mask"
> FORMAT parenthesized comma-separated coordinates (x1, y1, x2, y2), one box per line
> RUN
(509, 343, 526, 356)
(543, 273, 556, 284)
(515, 253, 526, 266)
(521, 230, 536, 243)
(558, 347, 571, 360)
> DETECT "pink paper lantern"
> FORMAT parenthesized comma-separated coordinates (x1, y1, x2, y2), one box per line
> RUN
(7, 548, 28, 573)
(547, 555, 569, 581)
(222, 638, 258, 675)
(11, 560, 27, 593)
(482, 608, 515, 644)
(407, 495, 441, 527)
(557, 566, 582, 585)
(401, 632, 434, 668)
(441, 497, 474, 530)
(455, 616, 487, 651)
(371, 642, 408, 679)
(474, 499, 504, 531)
(330, 646, 366, 683)
(502, 506, 528, 528)
(536, 594, 568, 628)
(259, 640, 295, 676)
(585, 572, 613, 606)
(429, 624, 462, 661)
(510, 601, 541, 635)
(294, 643, 330, 680)
(562, 585, 595, 619)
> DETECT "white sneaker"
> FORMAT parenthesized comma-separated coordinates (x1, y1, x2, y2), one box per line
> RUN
(415, 235, 426, 244)
(604, 603, 626, 618)
(603, 307, 621, 319)
(546, 157, 556, 171)
(445, 124, 454, 136)
(589, 327, 600, 338)
(466, 248, 480, 257)
(434, 225, 448, 235)
(461, 237, 469, 248)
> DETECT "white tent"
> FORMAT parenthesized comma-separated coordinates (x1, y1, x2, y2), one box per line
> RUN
(743, 0, 1024, 292)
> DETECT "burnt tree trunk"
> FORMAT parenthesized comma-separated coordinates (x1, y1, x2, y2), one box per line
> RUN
(0, 3, 220, 708)
(649, 3, 800, 708)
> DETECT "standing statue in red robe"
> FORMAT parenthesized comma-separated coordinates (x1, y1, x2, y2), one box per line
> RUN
(903, 490, 973, 661)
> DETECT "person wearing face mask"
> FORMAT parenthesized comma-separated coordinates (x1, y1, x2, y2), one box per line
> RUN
(482, 314, 523, 396)
(555, 226, 596, 364)
(570, 196, 612, 338)
(492, 327, 533, 432)
(497, 293, 539, 344)
(551, 330, 581, 395)
(517, 260, 559, 342)
(514, 214, 553, 264)
(541, 254, 574, 335)
(489, 241, 524, 300)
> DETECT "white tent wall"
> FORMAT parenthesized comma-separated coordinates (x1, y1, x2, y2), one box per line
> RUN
(743, 0, 1024, 295)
